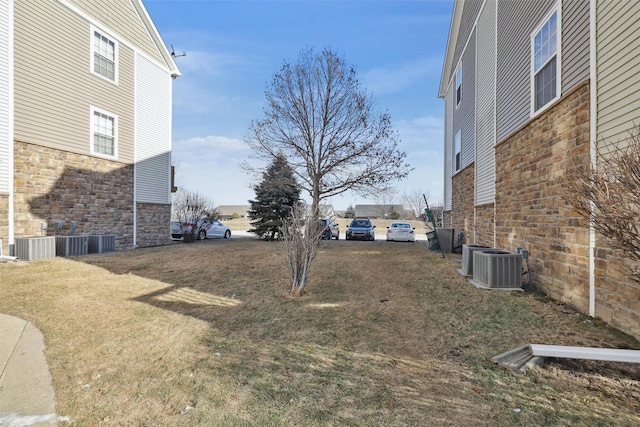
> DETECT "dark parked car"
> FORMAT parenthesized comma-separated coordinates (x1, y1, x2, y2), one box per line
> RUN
(345, 217, 375, 241)
(319, 218, 339, 240)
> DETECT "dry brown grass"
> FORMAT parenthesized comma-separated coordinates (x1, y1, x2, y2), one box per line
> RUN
(226, 217, 429, 235)
(1, 240, 639, 426)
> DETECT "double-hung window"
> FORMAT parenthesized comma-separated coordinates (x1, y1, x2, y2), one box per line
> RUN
(454, 130, 461, 172)
(91, 27, 118, 83)
(532, 9, 559, 113)
(91, 107, 118, 158)
(455, 63, 462, 106)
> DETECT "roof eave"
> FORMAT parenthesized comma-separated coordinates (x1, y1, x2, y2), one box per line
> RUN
(438, 0, 463, 98)
(135, 0, 182, 78)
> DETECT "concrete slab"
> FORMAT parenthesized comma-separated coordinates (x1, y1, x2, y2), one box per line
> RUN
(0, 314, 58, 426)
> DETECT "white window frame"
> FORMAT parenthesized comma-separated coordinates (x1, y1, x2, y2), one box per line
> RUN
(530, 5, 561, 117)
(454, 130, 461, 172)
(455, 63, 462, 107)
(90, 106, 118, 159)
(90, 25, 118, 84)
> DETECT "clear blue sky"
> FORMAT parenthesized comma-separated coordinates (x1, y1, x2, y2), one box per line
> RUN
(144, 0, 453, 210)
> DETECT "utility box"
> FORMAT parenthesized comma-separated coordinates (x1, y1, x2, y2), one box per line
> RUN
(436, 228, 455, 253)
(15, 236, 56, 261)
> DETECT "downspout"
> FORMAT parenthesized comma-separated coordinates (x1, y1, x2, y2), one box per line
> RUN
(588, 0, 597, 317)
(133, 55, 138, 248)
(7, 0, 15, 255)
(474, 24, 478, 244)
(133, 164, 137, 248)
(493, 0, 498, 249)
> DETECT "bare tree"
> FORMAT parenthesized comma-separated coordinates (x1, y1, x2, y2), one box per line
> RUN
(562, 126, 640, 280)
(373, 187, 396, 219)
(280, 204, 324, 296)
(402, 188, 428, 220)
(245, 47, 412, 215)
(172, 190, 217, 242)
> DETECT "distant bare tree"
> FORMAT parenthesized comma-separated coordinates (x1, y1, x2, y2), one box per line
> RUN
(280, 204, 324, 296)
(172, 190, 217, 242)
(562, 126, 640, 281)
(245, 47, 412, 215)
(402, 188, 428, 220)
(373, 187, 396, 218)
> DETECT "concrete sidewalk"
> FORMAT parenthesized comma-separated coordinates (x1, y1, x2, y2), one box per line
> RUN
(0, 314, 58, 426)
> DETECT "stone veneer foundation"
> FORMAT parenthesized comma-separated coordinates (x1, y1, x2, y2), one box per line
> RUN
(0, 194, 8, 255)
(474, 203, 494, 246)
(450, 164, 475, 243)
(7, 141, 172, 251)
(445, 81, 639, 338)
(137, 202, 172, 247)
(495, 83, 592, 311)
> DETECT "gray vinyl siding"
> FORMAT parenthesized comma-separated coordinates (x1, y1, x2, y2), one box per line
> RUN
(596, 0, 640, 149)
(69, 0, 165, 65)
(0, 0, 10, 193)
(444, 85, 453, 211)
(475, 1, 496, 206)
(14, 0, 134, 163)
(496, 0, 555, 142)
(135, 53, 172, 204)
(451, 0, 483, 83)
(453, 30, 476, 172)
(562, 0, 589, 90)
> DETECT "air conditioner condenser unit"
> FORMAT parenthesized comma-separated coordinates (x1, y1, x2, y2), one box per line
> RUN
(458, 244, 495, 276)
(471, 250, 522, 289)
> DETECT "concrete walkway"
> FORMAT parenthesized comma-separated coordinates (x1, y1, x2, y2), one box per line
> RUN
(0, 314, 58, 426)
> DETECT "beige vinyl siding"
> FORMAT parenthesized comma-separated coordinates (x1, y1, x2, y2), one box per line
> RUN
(444, 85, 453, 211)
(561, 0, 589, 90)
(69, 0, 165, 65)
(0, 0, 10, 192)
(450, 0, 483, 84)
(453, 30, 476, 171)
(135, 53, 172, 204)
(496, 0, 554, 142)
(475, 1, 496, 206)
(596, 0, 640, 149)
(14, 0, 134, 163)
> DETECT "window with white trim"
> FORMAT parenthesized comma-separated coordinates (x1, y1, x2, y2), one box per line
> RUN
(454, 130, 461, 172)
(532, 10, 558, 113)
(455, 63, 462, 106)
(91, 27, 118, 83)
(91, 107, 117, 158)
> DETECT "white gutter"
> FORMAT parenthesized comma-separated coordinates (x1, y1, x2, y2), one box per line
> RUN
(588, 0, 597, 317)
(530, 344, 640, 363)
(493, 343, 640, 372)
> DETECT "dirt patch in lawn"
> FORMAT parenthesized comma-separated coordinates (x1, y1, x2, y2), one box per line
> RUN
(1, 239, 638, 426)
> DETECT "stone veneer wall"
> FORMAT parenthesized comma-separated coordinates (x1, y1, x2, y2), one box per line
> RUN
(13, 141, 135, 249)
(594, 246, 640, 337)
(495, 82, 592, 312)
(0, 194, 7, 254)
(136, 202, 171, 247)
(450, 164, 475, 243)
(474, 203, 494, 246)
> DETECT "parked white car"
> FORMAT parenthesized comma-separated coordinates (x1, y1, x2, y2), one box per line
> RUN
(171, 219, 231, 240)
(386, 222, 416, 242)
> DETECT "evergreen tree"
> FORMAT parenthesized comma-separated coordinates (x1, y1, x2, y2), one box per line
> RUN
(248, 153, 301, 239)
(344, 205, 356, 218)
